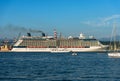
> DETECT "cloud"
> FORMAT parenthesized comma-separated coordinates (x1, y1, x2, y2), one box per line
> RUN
(81, 14, 120, 27)
(103, 14, 120, 22)
(81, 20, 106, 27)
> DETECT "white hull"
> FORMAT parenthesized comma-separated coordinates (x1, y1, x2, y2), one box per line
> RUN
(108, 52, 120, 57)
(11, 46, 105, 52)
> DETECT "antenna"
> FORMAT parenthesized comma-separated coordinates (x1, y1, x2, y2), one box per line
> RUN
(54, 29, 57, 39)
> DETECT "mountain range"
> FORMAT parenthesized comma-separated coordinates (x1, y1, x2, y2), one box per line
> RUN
(99, 35, 120, 41)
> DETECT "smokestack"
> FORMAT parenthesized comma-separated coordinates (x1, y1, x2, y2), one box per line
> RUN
(42, 33, 45, 37)
(27, 33, 31, 37)
(29, 29, 46, 37)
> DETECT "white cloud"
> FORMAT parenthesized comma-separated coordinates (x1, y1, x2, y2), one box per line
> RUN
(103, 14, 120, 22)
(81, 14, 120, 27)
(81, 20, 106, 27)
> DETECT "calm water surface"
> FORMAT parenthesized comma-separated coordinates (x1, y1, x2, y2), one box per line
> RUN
(0, 52, 120, 81)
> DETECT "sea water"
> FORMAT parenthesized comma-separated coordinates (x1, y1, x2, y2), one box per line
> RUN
(0, 52, 120, 81)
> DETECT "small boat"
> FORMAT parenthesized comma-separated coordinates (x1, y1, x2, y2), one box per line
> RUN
(72, 52, 77, 56)
(108, 52, 120, 58)
(108, 22, 120, 58)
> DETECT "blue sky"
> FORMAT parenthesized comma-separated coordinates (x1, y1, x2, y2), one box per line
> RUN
(0, 0, 120, 39)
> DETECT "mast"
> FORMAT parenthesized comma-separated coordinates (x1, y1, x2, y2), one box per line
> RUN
(113, 22, 117, 51)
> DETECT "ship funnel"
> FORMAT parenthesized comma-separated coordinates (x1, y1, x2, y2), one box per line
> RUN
(27, 33, 31, 37)
(42, 33, 45, 37)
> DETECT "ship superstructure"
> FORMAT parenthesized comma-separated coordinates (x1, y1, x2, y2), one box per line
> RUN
(12, 31, 108, 52)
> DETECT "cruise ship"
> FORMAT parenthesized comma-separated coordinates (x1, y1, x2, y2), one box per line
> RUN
(11, 30, 108, 52)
